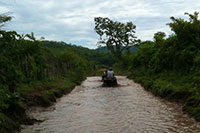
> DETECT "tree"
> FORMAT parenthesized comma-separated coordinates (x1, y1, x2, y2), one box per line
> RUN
(168, 12, 200, 48)
(0, 14, 12, 28)
(153, 32, 166, 42)
(94, 17, 139, 60)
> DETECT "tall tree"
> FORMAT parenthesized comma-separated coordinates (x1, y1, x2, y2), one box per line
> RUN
(94, 17, 139, 60)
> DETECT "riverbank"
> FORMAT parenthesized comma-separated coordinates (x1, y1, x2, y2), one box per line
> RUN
(0, 76, 85, 133)
(125, 69, 200, 122)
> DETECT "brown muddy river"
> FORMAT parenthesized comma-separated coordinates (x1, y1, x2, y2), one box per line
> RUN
(21, 76, 200, 133)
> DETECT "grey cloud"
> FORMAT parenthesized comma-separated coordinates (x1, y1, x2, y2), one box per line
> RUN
(0, 0, 200, 48)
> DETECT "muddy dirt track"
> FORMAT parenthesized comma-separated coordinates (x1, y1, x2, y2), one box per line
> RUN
(21, 76, 200, 133)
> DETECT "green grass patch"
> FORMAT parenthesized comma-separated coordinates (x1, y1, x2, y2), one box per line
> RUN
(34, 78, 77, 106)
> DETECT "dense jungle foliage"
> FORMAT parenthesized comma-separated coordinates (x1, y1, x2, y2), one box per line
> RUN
(0, 15, 116, 132)
(122, 12, 200, 121)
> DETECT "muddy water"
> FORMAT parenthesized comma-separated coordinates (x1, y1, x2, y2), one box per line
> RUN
(21, 76, 200, 133)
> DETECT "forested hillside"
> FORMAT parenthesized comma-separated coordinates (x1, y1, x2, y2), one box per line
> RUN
(96, 46, 138, 53)
(42, 40, 116, 67)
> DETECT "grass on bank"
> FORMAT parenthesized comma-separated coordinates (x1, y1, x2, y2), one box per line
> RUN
(0, 73, 86, 133)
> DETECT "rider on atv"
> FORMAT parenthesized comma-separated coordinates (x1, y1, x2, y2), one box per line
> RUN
(107, 68, 114, 78)
(103, 68, 117, 86)
(102, 67, 108, 81)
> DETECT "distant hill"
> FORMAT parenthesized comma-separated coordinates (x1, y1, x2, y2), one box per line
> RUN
(41, 40, 92, 52)
(41, 40, 117, 67)
(95, 45, 138, 53)
(95, 46, 110, 53)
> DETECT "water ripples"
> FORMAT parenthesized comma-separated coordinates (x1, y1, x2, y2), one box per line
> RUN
(21, 76, 200, 133)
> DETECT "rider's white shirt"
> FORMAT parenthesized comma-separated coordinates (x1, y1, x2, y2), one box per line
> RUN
(107, 70, 114, 78)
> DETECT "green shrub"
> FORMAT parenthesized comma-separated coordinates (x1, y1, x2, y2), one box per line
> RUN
(0, 113, 19, 133)
(0, 86, 10, 110)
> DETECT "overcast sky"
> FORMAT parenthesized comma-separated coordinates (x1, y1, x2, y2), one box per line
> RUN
(0, 0, 199, 48)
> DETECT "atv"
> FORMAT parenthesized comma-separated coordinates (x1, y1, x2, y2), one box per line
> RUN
(102, 77, 117, 87)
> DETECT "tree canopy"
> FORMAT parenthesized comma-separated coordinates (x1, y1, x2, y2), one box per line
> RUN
(0, 14, 12, 28)
(94, 17, 139, 60)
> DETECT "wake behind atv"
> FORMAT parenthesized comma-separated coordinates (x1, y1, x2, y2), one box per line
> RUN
(102, 76, 118, 87)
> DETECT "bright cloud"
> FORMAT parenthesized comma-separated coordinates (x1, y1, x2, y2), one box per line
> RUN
(0, 0, 200, 48)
